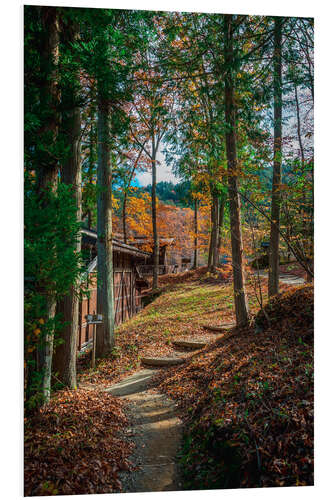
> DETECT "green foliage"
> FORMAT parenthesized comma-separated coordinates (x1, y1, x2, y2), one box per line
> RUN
(180, 425, 243, 490)
(140, 180, 193, 207)
(25, 173, 83, 296)
(24, 172, 84, 409)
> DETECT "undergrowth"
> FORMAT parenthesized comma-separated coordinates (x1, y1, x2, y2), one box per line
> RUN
(157, 285, 314, 489)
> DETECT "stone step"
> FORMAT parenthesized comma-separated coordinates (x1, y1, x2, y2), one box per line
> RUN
(202, 322, 236, 333)
(141, 356, 186, 367)
(172, 339, 207, 349)
(105, 369, 158, 397)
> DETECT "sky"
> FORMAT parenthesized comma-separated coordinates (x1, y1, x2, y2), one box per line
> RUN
(135, 149, 181, 186)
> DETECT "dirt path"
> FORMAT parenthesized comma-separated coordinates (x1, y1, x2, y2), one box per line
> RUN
(255, 270, 305, 285)
(106, 369, 183, 493)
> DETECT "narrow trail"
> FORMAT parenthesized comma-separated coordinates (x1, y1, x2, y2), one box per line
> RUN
(255, 270, 305, 285)
(105, 326, 233, 493)
(106, 368, 183, 493)
(101, 277, 309, 492)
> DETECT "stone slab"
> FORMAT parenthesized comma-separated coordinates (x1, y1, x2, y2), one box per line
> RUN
(202, 323, 236, 332)
(172, 339, 207, 349)
(105, 369, 158, 396)
(141, 356, 185, 367)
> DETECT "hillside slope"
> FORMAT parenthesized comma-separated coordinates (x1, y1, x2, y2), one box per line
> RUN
(156, 285, 314, 489)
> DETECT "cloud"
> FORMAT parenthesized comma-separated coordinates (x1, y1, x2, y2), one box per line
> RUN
(135, 150, 180, 186)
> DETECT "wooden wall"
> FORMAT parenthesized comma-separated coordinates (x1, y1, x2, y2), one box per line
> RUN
(77, 251, 144, 349)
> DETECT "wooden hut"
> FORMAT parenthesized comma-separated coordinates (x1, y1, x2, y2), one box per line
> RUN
(78, 228, 150, 350)
(130, 236, 178, 275)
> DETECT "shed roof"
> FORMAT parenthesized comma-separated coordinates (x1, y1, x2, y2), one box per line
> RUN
(81, 228, 151, 259)
(131, 236, 175, 247)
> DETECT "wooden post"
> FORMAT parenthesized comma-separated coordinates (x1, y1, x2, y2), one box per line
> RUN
(92, 323, 96, 369)
(85, 313, 103, 369)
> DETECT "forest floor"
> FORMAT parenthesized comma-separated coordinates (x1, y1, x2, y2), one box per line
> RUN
(109, 369, 183, 493)
(24, 266, 313, 495)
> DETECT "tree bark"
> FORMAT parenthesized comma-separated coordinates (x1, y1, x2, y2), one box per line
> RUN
(211, 194, 220, 272)
(96, 95, 115, 357)
(122, 146, 145, 244)
(294, 85, 305, 168)
(40, 297, 57, 402)
(86, 100, 97, 230)
(208, 200, 215, 269)
(53, 22, 82, 389)
(35, 7, 61, 404)
(193, 197, 198, 269)
(122, 189, 128, 244)
(217, 193, 226, 254)
(295, 84, 313, 282)
(152, 142, 159, 290)
(268, 17, 283, 297)
(295, 84, 306, 244)
(224, 14, 249, 326)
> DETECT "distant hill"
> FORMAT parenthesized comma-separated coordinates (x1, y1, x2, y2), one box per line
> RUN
(139, 180, 193, 208)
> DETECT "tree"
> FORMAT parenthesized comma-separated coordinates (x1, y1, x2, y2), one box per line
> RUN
(223, 14, 249, 325)
(78, 9, 153, 356)
(268, 17, 283, 297)
(96, 93, 115, 357)
(25, 6, 82, 408)
(53, 14, 82, 389)
(193, 196, 199, 269)
(33, 6, 61, 404)
(129, 55, 174, 289)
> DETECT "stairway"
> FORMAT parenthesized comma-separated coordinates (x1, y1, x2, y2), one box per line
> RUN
(140, 322, 235, 367)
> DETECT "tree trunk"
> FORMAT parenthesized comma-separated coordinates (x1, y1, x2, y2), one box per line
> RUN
(96, 95, 115, 358)
(122, 189, 128, 244)
(217, 193, 226, 254)
(36, 7, 60, 404)
(295, 85, 305, 168)
(152, 142, 159, 290)
(193, 197, 198, 269)
(211, 194, 220, 272)
(268, 17, 283, 297)
(40, 297, 57, 402)
(123, 146, 145, 244)
(86, 101, 97, 230)
(295, 84, 309, 256)
(53, 24, 82, 389)
(208, 201, 214, 269)
(224, 14, 249, 326)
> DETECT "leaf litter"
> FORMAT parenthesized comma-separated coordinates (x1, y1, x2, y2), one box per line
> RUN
(25, 268, 313, 494)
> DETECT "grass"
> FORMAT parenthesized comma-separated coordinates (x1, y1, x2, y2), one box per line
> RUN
(78, 269, 296, 388)
(27, 268, 311, 495)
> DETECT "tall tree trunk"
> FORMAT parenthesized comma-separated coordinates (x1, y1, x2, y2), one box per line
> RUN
(217, 193, 226, 254)
(208, 201, 214, 269)
(40, 298, 57, 403)
(152, 142, 159, 290)
(295, 85, 305, 168)
(122, 189, 128, 244)
(193, 197, 198, 269)
(86, 100, 97, 230)
(224, 14, 249, 326)
(123, 146, 145, 244)
(295, 84, 313, 282)
(295, 83, 306, 239)
(35, 7, 60, 404)
(53, 21, 82, 389)
(268, 17, 283, 297)
(211, 194, 220, 271)
(96, 95, 115, 357)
